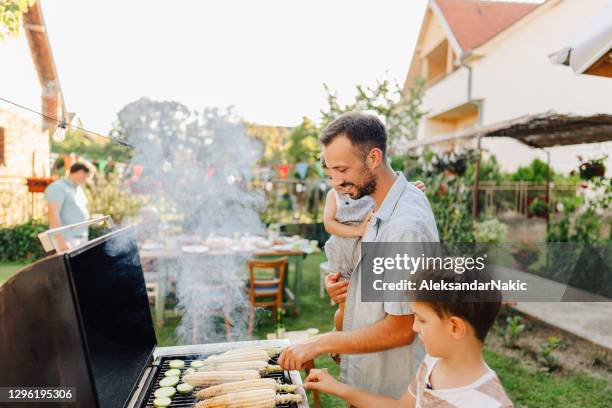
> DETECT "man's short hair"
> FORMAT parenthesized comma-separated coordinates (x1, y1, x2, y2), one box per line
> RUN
(412, 267, 501, 342)
(69, 162, 90, 174)
(319, 111, 387, 158)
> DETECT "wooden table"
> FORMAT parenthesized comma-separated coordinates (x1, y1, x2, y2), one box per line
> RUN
(267, 330, 321, 408)
(139, 244, 316, 326)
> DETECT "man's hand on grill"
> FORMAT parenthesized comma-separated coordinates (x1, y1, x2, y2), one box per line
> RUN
(325, 271, 349, 304)
(278, 342, 319, 371)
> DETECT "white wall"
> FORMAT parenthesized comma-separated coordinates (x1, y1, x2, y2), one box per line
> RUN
(421, 67, 470, 117)
(0, 32, 42, 123)
(471, 0, 612, 173)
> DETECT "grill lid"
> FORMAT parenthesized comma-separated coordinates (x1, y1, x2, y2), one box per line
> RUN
(67, 227, 157, 408)
(0, 227, 157, 408)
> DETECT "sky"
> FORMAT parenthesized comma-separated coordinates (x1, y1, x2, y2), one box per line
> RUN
(40, 0, 431, 134)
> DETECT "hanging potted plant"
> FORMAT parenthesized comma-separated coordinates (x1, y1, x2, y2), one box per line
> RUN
(578, 155, 607, 180)
(26, 176, 58, 193)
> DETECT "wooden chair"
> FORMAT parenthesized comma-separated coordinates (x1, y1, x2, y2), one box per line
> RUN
(246, 257, 288, 336)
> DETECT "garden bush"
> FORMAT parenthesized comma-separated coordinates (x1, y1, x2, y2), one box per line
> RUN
(0, 221, 113, 263)
(0, 220, 48, 262)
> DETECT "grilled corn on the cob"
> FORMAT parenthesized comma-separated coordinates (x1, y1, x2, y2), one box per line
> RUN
(221, 346, 283, 358)
(198, 360, 282, 374)
(195, 388, 302, 408)
(195, 378, 299, 399)
(183, 370, 260, 387)
(204, 350, 270, 364)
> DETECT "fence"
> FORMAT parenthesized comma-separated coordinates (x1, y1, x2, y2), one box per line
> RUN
(478, 181, 579, 217)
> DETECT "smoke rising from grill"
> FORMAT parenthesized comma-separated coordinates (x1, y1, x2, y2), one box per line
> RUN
(116, 98, 265, 343)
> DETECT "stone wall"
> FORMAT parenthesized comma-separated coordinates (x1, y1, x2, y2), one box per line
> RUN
(0, 109, 50, 226)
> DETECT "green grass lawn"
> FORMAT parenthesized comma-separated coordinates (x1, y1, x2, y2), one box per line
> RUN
(154, 252, 612, 407)
(0, 262, 26, 285)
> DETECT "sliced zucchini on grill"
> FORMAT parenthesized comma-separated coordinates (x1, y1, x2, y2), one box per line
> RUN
(168, 359, 185, 369)
(176, 383, 194, 394)
(164, 369, 181, 377)
(190, 360, 204, 368)
(153, 387, 176, 399)
(159, 376, 180, 388)
(183, 367, 196, 376)
(153, 397, 172, 407)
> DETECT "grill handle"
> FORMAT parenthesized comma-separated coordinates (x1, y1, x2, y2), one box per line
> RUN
(38, 215, 116, 253)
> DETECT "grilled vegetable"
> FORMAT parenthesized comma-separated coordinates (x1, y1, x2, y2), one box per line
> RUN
(191, 360, 205, 368)
(204, 350, 270, 364)
(159, 376, 180, 387)
(165, 368, 181, 377)
(153, 397, 172, 407)
(183, 370, 260, 387)
(195, 388, 302, 408)
(169, 359, 185, 369)
(177, 383, 194, 394)
(154, 387, 176, 399)
(221, 346, 283, 358)
(184, 367, 196, 376)
(198, 361, 282, 374)
(195, 378, 298, 399)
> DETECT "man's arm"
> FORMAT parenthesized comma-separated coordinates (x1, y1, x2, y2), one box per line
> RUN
(45, 183, 65, 231)
(314, 313, 415, 355)
(278, 313, 415, 370)
(47, 202, 62, 229)
(47, 202, 68, 251)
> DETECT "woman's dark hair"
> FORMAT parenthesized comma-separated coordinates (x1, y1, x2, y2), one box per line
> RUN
(319, 111, 387, 158)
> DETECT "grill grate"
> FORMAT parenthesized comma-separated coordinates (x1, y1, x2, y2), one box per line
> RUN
(143, 354, 299, 408)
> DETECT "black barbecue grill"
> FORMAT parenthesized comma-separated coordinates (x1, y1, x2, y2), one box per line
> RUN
(0, 227, 307, 408)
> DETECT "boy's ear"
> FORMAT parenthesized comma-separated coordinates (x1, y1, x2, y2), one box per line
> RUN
(448, 316, 467, 340)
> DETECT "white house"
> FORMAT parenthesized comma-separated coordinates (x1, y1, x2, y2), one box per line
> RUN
(403, 0, 612, 173)
(0, 1, 64, 225)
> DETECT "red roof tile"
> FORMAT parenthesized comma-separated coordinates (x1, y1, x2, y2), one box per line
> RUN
(435, 0, 540, 51)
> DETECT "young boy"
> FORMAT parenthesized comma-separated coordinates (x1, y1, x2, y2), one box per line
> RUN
(304, 266, 513, 408)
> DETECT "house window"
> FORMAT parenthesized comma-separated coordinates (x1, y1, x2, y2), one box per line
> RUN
(0, 128, 5, 166)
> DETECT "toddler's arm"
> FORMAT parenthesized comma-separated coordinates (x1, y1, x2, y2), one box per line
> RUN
(323, 189, 369, 238)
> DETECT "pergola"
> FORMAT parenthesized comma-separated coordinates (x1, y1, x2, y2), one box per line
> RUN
(405, 112, 612, 228)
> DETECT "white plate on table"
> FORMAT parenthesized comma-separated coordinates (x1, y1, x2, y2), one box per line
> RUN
(141, 242, 164, 251)
(181, 245, 209, 254)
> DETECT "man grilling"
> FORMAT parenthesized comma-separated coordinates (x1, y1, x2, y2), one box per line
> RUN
(45, 162, 92, 250)
(278, 112, 439, 399)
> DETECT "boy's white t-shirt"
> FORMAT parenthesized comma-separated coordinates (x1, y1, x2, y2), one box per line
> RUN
(408, 355, 514, 408)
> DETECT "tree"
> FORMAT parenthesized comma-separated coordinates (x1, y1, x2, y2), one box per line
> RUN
(246, 123, 291, 167)
(285, 117, 319, 167)
(51, 129, 133, 163)
(510, 158, 554, 183)
(0, 0, 35, 40)
(321, 77, 427, 151)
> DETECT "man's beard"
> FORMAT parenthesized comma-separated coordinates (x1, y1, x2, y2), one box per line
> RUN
(344, 168, 377, 199)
